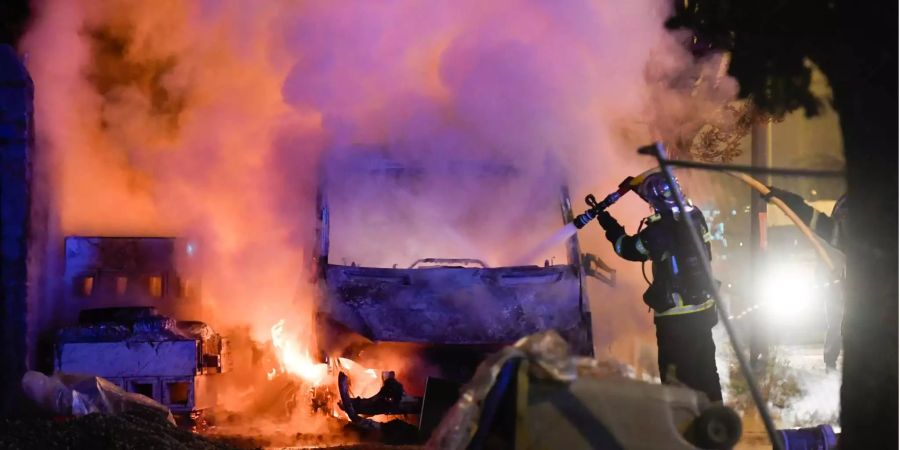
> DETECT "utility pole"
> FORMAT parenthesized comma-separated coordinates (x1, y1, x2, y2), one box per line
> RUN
(749, 118, 772, 371)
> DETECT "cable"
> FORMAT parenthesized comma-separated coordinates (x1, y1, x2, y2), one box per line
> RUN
(637, 217, 652, 286)
(643, 142, 784, 450)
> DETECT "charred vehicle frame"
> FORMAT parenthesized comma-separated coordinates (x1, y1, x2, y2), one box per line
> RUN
(309, 147, 614, 430)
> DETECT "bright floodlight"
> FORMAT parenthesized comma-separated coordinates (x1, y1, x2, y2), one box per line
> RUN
(761, 262, 819, 322)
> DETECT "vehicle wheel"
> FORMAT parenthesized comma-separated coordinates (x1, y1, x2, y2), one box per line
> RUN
(692, 404, 742, 449)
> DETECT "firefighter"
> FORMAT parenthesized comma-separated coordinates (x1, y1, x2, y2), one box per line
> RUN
(765, 188, 846, 250)
(595, 172, 722, 401)
(764, 187, 847, 370)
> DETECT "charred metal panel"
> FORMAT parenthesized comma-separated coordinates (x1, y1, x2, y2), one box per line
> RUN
(190, 373, 221, 411)
(162, 377, 194, 410)
(319, 264, 587, 349)
(54, 307, 226, 413)
(315, 191, 330, 279)
(57, 341, 199, 377)
(316, 147, 594, 358)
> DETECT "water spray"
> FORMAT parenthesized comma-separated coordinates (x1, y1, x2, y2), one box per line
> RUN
(512, 175, 643, 265)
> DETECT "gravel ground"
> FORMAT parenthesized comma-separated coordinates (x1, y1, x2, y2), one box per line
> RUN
(0, 410, 251, 450)
(0, 411, 428, 450)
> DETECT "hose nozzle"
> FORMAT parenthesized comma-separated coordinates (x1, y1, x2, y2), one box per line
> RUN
(573, 191, 621, 229)
(573, 176, 638, 229)
(572, 208, 599, 229)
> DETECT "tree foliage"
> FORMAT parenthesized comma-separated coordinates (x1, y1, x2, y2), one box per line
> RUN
(666, 0, 839, 117)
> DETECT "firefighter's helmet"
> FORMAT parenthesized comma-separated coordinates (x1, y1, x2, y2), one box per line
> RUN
(637, 172, 682, 212)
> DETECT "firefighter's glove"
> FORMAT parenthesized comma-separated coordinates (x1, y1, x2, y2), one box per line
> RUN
(763, 186, 806, 206)
(596, 210, 619, 230)
(596, 211, 628, 244)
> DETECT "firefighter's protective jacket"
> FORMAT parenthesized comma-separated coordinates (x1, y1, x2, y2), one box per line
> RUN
(597, 207, 715, 317)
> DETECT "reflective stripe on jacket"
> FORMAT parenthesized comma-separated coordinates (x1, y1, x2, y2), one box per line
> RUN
(654, 294, 715, 317)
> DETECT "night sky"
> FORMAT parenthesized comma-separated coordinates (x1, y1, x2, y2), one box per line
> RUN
(0, 0, 30, 47)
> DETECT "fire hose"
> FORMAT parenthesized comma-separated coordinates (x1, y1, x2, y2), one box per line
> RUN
(724, 171, 837, 272)
(572, 169, 836, 272)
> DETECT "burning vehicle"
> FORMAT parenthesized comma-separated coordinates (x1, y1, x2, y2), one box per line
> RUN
(36, 150, 617, 440)
(54, 306, 228, 418)
(50, 237, 228, 421)
(310, 146, 615, 429)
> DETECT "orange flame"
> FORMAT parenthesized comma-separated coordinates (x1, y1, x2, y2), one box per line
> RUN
(337, 357, 381, 398)
(270, 319, 328, 385)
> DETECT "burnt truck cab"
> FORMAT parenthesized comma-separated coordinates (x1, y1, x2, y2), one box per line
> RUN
(51, 237, 227, 419)
(313, 146, 610, 395)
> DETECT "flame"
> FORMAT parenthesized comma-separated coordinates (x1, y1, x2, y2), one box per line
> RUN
(270, 319, 328, 385)
(337, 357, 382, 398)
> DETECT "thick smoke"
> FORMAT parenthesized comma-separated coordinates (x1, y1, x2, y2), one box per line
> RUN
(22, 0, 736, 413)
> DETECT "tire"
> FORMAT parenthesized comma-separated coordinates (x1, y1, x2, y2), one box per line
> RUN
(693, 404, 743, 449)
